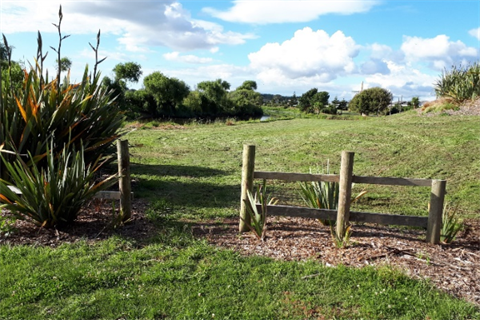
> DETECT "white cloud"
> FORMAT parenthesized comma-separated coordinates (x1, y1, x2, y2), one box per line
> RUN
(203, 0, 380, 24)
(1, 0, 255, 52)
(248, 28, 359, 84)
(163, 52, 213, 64)
(364, 61, 437, 100)
(469, 27, 480, 40)
(401, 35, 478, 70)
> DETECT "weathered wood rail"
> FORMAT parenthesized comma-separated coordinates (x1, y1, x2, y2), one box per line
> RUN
(239, 145, 446, 244)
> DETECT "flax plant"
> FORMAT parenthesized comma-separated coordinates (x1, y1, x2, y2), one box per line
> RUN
(435, 62, 480, 102)
(242, 180, 278, 241)
(0, 7, 123, 179)
(0, 141, 118, 227)
(441, 203, 463, 244)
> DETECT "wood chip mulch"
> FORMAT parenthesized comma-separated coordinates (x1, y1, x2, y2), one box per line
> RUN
(192, 216, 480, 307)
(1, 202, 479, 307)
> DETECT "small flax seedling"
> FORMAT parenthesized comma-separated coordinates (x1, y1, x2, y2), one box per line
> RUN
(299, 165, 339, 226)
(330, 224, 352, 249)
(441, 203, 463, 244)
(242, 179, 278, 241)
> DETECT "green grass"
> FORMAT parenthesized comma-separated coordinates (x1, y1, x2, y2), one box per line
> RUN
(0, 221, 478, 319)
(1, 111, 479, 318)
(128, 110, 479, 219)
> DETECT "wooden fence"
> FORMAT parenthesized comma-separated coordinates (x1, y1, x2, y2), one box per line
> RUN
(239, 145, 446, 244)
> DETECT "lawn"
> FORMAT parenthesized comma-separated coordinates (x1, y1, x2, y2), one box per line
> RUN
(1, 110, 479, 319)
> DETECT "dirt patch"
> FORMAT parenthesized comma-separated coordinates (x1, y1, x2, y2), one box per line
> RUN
(419, 98, 480, 116)
(192, 216, 480, 307)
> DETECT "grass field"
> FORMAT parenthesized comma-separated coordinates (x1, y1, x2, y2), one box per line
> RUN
(1, 110, 479, 319)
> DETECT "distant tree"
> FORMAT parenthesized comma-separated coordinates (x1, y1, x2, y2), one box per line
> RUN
(348, 87, 392, 115)
(228, 88, 263, 116)
(237, 80, 257, 91)
(144, 71, 190, 116)
(311, 91, 330, 111)
(113, 62, 142, 83)
(298, 88, 330, 113)
(56, 57, 72, 72)
(197, 79, 231, 115)
(298, 88, 318, 112)
(338, 98, 348, 110)
(124, 89, 156, 117)
(411, 96, 420, 108)
(182, 91, 203, 115)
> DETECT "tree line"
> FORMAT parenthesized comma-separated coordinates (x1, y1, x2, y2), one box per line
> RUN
(102, 62, 263, 119)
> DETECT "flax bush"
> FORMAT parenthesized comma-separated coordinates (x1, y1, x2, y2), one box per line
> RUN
(0, 7, 123, 227)
(434, 62, 480, 102)
(0, 7, 123, 180)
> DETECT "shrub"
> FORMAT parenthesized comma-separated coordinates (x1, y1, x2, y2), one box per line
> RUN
(348, 87, 393, 115)
(435, 62, 480, 102)
(0, 141, 118, 228)
(0, 8, 124, 180)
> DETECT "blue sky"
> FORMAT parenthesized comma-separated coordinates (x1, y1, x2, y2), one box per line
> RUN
(1, 0, 479, 101)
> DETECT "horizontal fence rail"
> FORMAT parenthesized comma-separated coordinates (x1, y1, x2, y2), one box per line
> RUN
(241, 145, 446, 244)
(258, 205, 429, 228)
(254, 171, 433, 187)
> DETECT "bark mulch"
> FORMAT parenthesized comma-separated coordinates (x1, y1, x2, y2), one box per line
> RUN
(1, 201, 479, 308)
(192, 216, 480, 307)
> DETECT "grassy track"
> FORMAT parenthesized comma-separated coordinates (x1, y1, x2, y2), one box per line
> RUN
(1, 110, 479, 319)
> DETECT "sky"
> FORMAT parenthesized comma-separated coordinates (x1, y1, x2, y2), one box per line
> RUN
(1, 0, 479, 101)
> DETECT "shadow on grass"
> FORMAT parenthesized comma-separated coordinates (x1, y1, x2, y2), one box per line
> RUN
(130, 163, 240, 210)
(131, 162, 230, 178)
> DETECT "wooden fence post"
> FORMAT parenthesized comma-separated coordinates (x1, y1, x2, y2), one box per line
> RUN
(336, 151, 355, 238)
(426, 179, 446, 244)
(117, 139, 132, 221)
(239, 145, 255, 232)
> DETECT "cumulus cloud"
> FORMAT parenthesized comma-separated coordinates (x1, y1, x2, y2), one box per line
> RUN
(248, 28, 359, 84)
(401, 35, 478, 70)
(203, 0, 380, 24)
(1, 0, 255, 51)
(163, 52, 213, 64)
(364, 61, 437, 99)
(360, 59, 390, 75)
(469, 27, 480, 40)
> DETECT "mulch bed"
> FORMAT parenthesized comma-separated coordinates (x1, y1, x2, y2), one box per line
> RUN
(3, 201, 477, 307)
(193, 216, 480, 307)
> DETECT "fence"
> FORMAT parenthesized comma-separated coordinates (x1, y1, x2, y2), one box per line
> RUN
(239, 145, 446, 244)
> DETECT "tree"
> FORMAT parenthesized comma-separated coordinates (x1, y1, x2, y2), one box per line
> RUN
(113, 62, 142, 83)
(298, 88, 318, 112)
(237, 80, 257, 91)
(298, 88, 330, 113)
(411, 96, 420, 108)
(197, 79, 231, 115)
(56, 57, 72, 72)
(228, 88, 263, 117)
(144, 71, 190, 116)
(348, 87, 393, 115)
